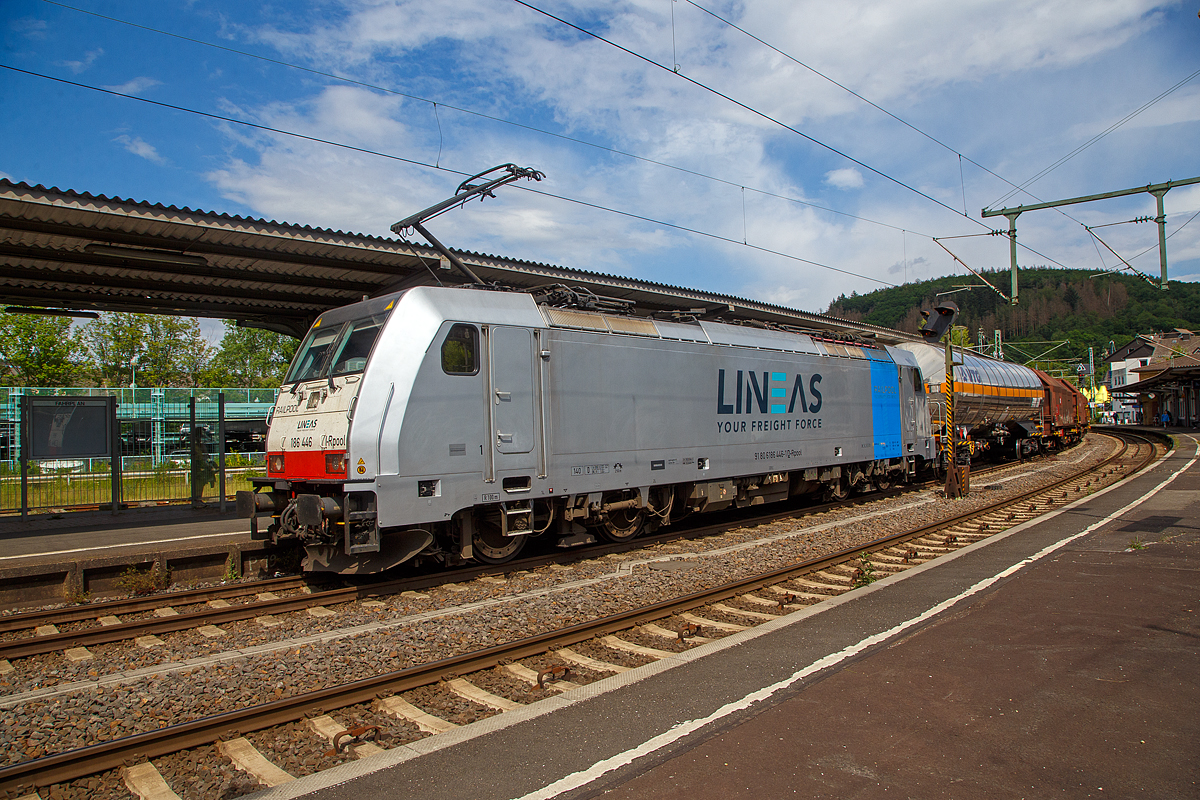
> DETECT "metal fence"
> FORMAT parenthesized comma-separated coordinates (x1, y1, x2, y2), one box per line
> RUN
(1, 386, 277, 516)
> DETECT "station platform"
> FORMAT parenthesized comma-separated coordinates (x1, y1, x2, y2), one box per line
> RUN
(0, 504, 257, 606)
(258, 430, 1200, 800)
(0, 504, 247, 562)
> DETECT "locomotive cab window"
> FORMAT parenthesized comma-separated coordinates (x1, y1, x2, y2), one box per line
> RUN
(331, 318, 385, 376)
(287, 309, 392, 383)
(286, 326, 341, 384)
(442, 324, 479, 375)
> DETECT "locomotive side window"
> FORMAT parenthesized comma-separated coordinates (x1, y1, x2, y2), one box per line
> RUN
(442, 324, 479, 375)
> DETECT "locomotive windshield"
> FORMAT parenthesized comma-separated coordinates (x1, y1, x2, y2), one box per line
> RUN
(331, 318, 386, 376)
(287, 326, 341, 383)
(285, 305, 393, 384)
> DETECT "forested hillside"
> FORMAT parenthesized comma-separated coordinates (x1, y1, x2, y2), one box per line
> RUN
(826, 268, 1200, 373)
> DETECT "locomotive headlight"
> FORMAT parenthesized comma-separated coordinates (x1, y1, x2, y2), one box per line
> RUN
(325, 452, 347, 475)
(268, 453, 285, 474)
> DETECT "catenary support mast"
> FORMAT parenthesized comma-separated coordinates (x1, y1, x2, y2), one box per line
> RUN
(983, 175, 1200, 303)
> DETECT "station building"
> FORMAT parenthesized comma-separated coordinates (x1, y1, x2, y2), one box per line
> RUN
(1110, 329, 1200, 427)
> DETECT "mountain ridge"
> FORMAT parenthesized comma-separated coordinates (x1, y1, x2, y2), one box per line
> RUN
(824, 268, 1200, 377)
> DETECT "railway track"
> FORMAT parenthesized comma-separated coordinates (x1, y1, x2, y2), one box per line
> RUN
(0, 431, 1160, 797)
(0, 447, 1056, 665)
(0, 501, 867, 664)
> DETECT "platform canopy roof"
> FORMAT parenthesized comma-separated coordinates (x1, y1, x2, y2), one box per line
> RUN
(0, 179, 919, 342)
(1113, 332, 1200, 396)
(1115, 362, 1200, 397)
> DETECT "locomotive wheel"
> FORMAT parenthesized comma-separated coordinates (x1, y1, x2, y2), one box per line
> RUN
(824, 476, 850, 502)
(472, 521, 528, 564)
(597, 506, 646, 542)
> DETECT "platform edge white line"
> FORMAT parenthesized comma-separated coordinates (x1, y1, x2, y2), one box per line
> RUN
(244, 435, 1190, 800)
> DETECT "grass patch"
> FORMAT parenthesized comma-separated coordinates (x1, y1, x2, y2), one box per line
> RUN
(116, 562, 172, 596)
(852, 552, 877, 588)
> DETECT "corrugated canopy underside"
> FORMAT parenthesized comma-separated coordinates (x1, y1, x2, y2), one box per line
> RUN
(0, 180, 919, 342)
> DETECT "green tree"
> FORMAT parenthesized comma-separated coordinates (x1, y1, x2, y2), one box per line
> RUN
(825, 268, 1200, 371)
(0, 311, 89, 385)
(81, 312, 146, 386)
(81, 312, 216, 386)
(207, 322, 298, 387)
(141, 317, 212, 387)
(949, 326, 973, 347)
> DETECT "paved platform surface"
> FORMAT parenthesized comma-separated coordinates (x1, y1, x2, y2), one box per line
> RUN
(0, 505, 248, 569)
(254, 429, 1199, 800)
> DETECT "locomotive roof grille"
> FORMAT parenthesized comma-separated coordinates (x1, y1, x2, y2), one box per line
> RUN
(538, 304, 858, 359)
(540, 307, 614, 333)
(539, 306, 660, 337)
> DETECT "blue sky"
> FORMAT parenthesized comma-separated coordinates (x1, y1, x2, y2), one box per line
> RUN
(2, 0, 1198, 325)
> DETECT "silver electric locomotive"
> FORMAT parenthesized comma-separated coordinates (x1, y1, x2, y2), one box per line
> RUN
(238, 285, 938, 573)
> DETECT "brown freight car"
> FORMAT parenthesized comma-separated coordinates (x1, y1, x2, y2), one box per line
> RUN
(1031, 368, 1087, 445)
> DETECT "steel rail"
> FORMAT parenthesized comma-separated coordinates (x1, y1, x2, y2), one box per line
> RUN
(0, 504, 852, 659)
(0, 432, 1157, 794)
(0, 481, 910, 656)
(0, 450, 1063, 658)
(0, 575, 312, 634)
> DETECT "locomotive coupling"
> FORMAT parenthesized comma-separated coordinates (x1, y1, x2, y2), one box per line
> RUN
(296, 495, 344, 527)
(236, 490, 287, 519)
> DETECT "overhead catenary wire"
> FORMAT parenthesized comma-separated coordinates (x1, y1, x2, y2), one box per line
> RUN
(0, 63, 895, 289)
(1089, 231, 1111, 272)
(41, 0, 1092, 274)
(988, 65, 1200, 210)
(1127, 207, 1200, 261)
(520, 184, 896, 285)
(1083, 227, 1157, 286)
(432, 103, 443, 169)
(511, 0, 978, 224)
(1087, 216, 1155, 231)
(0, 65, 441, 171)
(1081, 207, 1200, 271)
(686, 0, 1200, 247)
(930, 238, 1009, 302)
(36, 0, 932, 240)
(683, 0, 1030, 204)
(29, 0, 1115, 277)
(672, 0, 1128, 245)
(509, 0, 1083, 274)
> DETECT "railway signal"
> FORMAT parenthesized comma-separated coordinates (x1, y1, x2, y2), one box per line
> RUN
(921, 302, 969, 499)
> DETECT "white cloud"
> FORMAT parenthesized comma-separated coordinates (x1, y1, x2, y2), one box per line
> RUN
(825, 168, 864, 189)
(193, 0, 1194, 311)
(103, 77, 162, 96)
(203, 88, 677, 275)
(114, 135, 168, 165)
(726, 0, 1165, 119)
(59, 48, 103, 74)
(10, 18, 47, 39)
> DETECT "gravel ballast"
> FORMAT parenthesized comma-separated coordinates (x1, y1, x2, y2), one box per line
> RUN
(0, 436, 1133, 793)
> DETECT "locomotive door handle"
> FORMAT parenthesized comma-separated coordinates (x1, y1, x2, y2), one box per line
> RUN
(497, 433, 514, 443)
(495, 390, 511, 402)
